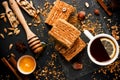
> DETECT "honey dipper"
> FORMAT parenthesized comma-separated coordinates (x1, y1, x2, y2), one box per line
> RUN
(9, 0, 44, 54)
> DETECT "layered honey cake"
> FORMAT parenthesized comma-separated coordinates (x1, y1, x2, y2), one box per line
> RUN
(49, 19, 80, 48)
(55, 37, 86, 61)
(45, 1, 75, 26)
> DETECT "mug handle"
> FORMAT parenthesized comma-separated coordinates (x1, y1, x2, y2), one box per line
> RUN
(84, 30, 94, 40)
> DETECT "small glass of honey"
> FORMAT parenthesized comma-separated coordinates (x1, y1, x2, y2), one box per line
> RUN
(17, 55, 36, 75)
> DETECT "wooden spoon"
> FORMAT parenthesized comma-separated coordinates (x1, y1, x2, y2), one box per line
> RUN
(9, 0, 43, 54)
(2, 1, 19, 28)
(16, 0, 37, 17)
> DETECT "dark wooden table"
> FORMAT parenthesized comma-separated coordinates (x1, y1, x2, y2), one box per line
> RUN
(0, 0, 120, 80)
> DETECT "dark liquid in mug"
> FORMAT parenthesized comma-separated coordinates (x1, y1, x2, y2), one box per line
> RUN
(90, 37, 110, 62)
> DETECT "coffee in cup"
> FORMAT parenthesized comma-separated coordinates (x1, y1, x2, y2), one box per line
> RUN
(84, 30, 119, 66)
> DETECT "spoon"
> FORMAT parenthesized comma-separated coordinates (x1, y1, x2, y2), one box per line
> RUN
(2, 1, 19, 28)
(9, 0, 44, 54)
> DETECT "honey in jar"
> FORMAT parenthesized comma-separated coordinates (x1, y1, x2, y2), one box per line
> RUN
(17, 55, 36, 75)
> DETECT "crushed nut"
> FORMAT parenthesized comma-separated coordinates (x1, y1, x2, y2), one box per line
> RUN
(111, 25, 119, 40)
(78, 11, 86, 20)
(7, 11, 19, 28)
(94, 9, 100, 15)
(0, 33, 5, 39)
(33, 23, 38, 27)
(0, 13, 7, 22)
(30, 0, 33, 7)
(15, 29, 20, 35)
(8, 27, 15, 31)
(107, 19, 112, 23)
(10, 53, 15, 57)
(8, 32, 13, 36)
(4, 28, 8, 33)
(93, 60, 120, 80)
(0, 13, 5, 18)
(33, 52, 66, 80)
(3, 17, 7, 22)
(9, 43, 13, 50)
(28, 23, 32, 26)
(62, 7, 67, 12)
(72, 62, 83, 70)
(13, 28, 18, 34)
(36, 9, 40, 14)
(85, 2, 89, 8)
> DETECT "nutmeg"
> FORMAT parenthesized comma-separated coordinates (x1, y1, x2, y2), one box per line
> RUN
(94, 9, 100, 15)
(78, 11, 86, 20)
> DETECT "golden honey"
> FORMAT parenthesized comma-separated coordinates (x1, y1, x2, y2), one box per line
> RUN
(19, 56, 35, 73)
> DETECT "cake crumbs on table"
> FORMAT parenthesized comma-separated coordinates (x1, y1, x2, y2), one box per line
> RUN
(37, 0, 53, 19)
(68, 11, 104, 35)
(92, 59, 120, 80)
(33, 52, 66, 80)
(111, 25, 120, 40)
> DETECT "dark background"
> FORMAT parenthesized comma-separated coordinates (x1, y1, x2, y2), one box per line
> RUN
(0, 0, 120, 80)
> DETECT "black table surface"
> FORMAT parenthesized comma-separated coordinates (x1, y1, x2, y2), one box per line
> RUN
(0, 0, 120, 80)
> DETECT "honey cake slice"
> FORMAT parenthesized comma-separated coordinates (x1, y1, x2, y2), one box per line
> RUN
(49, 19, 80, 48)
(55, 37, 86, 61)
(45, 1, 75, 26)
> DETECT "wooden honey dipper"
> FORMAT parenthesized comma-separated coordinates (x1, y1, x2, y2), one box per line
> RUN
(9, 0, 44, 54)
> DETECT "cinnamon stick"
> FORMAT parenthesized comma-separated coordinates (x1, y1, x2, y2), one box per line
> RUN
(8, 54, 30, 80)
(8, 54, 17, 69)
(96, 0, 112, 16)
(1, 57, 22, 80)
